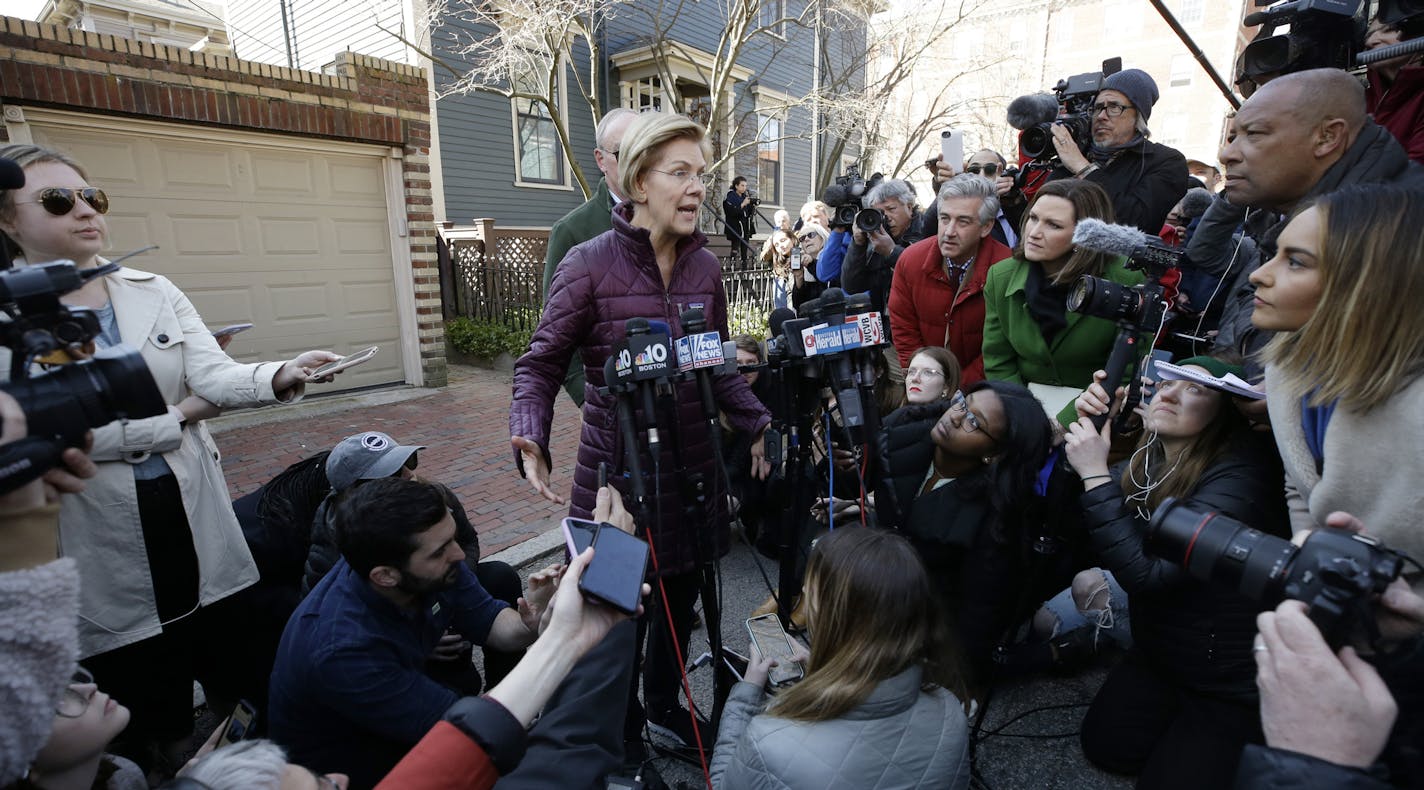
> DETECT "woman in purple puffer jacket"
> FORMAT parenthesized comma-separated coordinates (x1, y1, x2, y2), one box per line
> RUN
(509, 112, 770, 746)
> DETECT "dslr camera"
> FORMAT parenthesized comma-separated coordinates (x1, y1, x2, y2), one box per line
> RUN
(820, 165, 885, 232)
(1150, 499, 1411, 648)
(1067, 239, 1181, 331)
(747, 190, 762, 208)
(1017, 58, 1123, 164)
(0, 259, 166, 493)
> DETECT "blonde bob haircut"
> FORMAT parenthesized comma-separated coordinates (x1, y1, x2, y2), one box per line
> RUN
(1265, 184, 1424, 413)
(1012, 178, 1118, 285)
(616, 112, 713, 203)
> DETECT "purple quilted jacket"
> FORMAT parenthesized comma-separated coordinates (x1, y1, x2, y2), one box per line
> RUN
(510, 203, 771, 577)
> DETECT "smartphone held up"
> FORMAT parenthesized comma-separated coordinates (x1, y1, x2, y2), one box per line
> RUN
(561, 517, 650, 616)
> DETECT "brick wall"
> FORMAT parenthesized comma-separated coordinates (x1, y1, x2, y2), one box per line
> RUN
(0, 15, 448, 386)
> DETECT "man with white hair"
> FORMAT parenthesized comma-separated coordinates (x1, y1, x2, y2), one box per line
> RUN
(539, 107, 639, 406)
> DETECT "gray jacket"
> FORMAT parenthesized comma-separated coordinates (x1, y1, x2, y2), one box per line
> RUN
(709, 665, 970, 790)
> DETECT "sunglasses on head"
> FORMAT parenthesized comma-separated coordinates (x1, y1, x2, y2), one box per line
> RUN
(966, 164, 1000, 177)
(23, 187, 110, 216)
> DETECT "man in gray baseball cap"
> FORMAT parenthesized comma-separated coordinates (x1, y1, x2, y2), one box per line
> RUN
(324, 431, 425, 492)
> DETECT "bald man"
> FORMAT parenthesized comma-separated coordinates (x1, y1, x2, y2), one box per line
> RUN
(540, 107, 638, 406)
(1197, 68, 1424, 371)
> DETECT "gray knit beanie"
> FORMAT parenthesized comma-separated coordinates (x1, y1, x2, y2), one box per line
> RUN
(1101, 68, 1160, 122)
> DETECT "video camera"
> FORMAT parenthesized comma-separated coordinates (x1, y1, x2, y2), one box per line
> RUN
(1015, 58, 1123, 164)
(1150, 499, 1412, 648)
(1236, 0, 1363, 95)
(0, 259, 167, 494)
(820, 165, 885, 232)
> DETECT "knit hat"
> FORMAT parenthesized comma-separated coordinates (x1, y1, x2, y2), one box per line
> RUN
(325, 431, 425, 492)
(1101, 68, 1160, 122)
(1167, 355, 1245, 382)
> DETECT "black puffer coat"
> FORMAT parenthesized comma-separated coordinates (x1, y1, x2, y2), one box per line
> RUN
(510, 204, 771, 577)
(1081, 434, 1289, 698)
(1049, 138, 1187, 234)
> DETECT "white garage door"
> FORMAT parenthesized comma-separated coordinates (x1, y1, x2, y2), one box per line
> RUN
(27, 112, 409, 391)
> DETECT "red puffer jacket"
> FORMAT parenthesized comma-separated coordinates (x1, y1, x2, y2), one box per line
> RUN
(888, 235, 1013, 386)
(510, 204, 770, 577)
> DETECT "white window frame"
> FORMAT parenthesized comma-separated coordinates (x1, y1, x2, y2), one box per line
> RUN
(509, 56, 574, 191)
(760, 0, 787, 40)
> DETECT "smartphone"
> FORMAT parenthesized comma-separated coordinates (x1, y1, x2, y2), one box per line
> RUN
(746, 613, 805, 686)
(216, 700, 258, 748)
(1141, 349, 1173, 401)
(212, 322, 254, 338)
(790, 245, 802, 270)
(940, 130, 965, 176)
(309, 345, 378, 379)
(561, 517, 599, 558)
(581, 524, 650, 616)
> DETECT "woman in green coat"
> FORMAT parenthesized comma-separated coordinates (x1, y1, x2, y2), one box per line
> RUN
(982, 179, 1145, 426)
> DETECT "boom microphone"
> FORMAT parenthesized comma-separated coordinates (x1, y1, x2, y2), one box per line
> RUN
(1007, 93, 1059, 131)
(1179, 187, 1215, 220)
(1071, 218, 1155, 256)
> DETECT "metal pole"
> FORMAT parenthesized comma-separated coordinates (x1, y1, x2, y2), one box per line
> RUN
(1146, 0, 1242, 110)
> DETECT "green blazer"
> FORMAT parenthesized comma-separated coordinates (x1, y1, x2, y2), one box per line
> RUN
(540, 177, 618, 406)
(981, 256, 1146, 425)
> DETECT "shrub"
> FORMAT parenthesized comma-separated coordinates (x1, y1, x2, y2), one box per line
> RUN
(446, 317, 531, 359)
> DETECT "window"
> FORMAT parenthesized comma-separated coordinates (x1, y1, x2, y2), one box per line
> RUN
(757, 114, 782, 206)
(760, 0, 786, 38)
(511, 65, 566, 186)
(624, 77, 665, 112)
(1177, 0, 1203, 24)
(1170, 54, 1193, 87)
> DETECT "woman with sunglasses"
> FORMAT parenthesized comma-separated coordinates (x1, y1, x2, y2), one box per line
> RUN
(14, 668, 146, 790)
(1061, 356, 1290, 788)
(873, 381, 1054, 695)
(509, 112, 770, 751)
(0, 143, 342, 771)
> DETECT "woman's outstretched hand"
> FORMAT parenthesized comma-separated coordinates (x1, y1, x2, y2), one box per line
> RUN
(511, 435, 565, 505)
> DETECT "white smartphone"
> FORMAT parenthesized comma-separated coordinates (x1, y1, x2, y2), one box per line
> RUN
(746, 613, 805, 686)
(212, 323, 254, 338)
(309, 345, 378, 380)
(941, 130, 965, 176)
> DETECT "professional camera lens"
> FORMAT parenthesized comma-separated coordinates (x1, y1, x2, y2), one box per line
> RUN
(1149, 498, 1297, 602)
(855, 208, 886, 234)
(832, 205, 859, 227)
(2, 347, 167, 447)
(1020, 123, 1054, 161)
(1067, 275, 1143, 323)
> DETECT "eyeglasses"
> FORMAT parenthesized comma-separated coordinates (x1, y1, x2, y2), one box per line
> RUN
(56, 668, 96, 718)
(21, 187, 110, 216)
(599, 147, 619, 159)
(1091, 102, 1134, 118)
(950, 390, 999, 443)
(648, 169, 714, 188)
(966, 164, 1000, 177)
(906, 367, 945, 380)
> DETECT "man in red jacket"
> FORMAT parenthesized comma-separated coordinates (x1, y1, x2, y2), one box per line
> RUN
(888, 173, 1014, 385)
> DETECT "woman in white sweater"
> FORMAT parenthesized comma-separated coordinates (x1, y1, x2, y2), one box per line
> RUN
(1251, 184, 1424, 583)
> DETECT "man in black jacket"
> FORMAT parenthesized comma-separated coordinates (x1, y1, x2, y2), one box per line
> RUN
(840, 178, 926, 380)
(1048, 68, 1188, 234)
(1201, 68, 1424, 378)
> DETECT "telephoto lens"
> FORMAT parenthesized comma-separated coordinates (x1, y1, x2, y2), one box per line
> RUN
(2, 346, 168, 447)
(855, 208, 886, 234)
(1148, 498, 1407, 646)
(1067, 275, 1144, 322)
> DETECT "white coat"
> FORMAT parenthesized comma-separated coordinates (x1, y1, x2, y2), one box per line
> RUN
(40, 266, 301, 656)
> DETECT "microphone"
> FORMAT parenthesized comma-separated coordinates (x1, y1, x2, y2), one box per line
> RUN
(1179, 187, 1214, 221)
(0, 158, 24, 190)
(615, 317, 673, 455)
(676, 308, 723, 422)
(1007, 93, 1059, 131)
(1071, 218, 1155, 256)
(603, 356, 648, 504)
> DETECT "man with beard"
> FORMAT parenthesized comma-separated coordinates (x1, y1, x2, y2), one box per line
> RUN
(268, 477, 554, 788)
(1049, 67, 1188, 234)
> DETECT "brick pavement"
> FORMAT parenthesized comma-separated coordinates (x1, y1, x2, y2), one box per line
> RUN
(210, 364, 582, 556)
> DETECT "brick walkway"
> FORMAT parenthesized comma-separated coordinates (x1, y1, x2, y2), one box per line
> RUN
(210, 364, 582, 556)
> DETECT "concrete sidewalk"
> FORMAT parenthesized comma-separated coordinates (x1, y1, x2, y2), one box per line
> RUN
(209, 363, 581, 558)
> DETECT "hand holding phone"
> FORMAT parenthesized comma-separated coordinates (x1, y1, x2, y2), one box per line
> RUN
(216, 700, 258, 748)
(308, 345, 378, 381)
(746, 613, 805, 686)
(940, 130, 965, 178)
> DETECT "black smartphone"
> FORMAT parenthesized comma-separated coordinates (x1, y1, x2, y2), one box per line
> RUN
(1141, 350, 1173, 401)
(581, 525, 649, 616)
(561, 517, 598, 558)
(216, 699, 258, 747)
